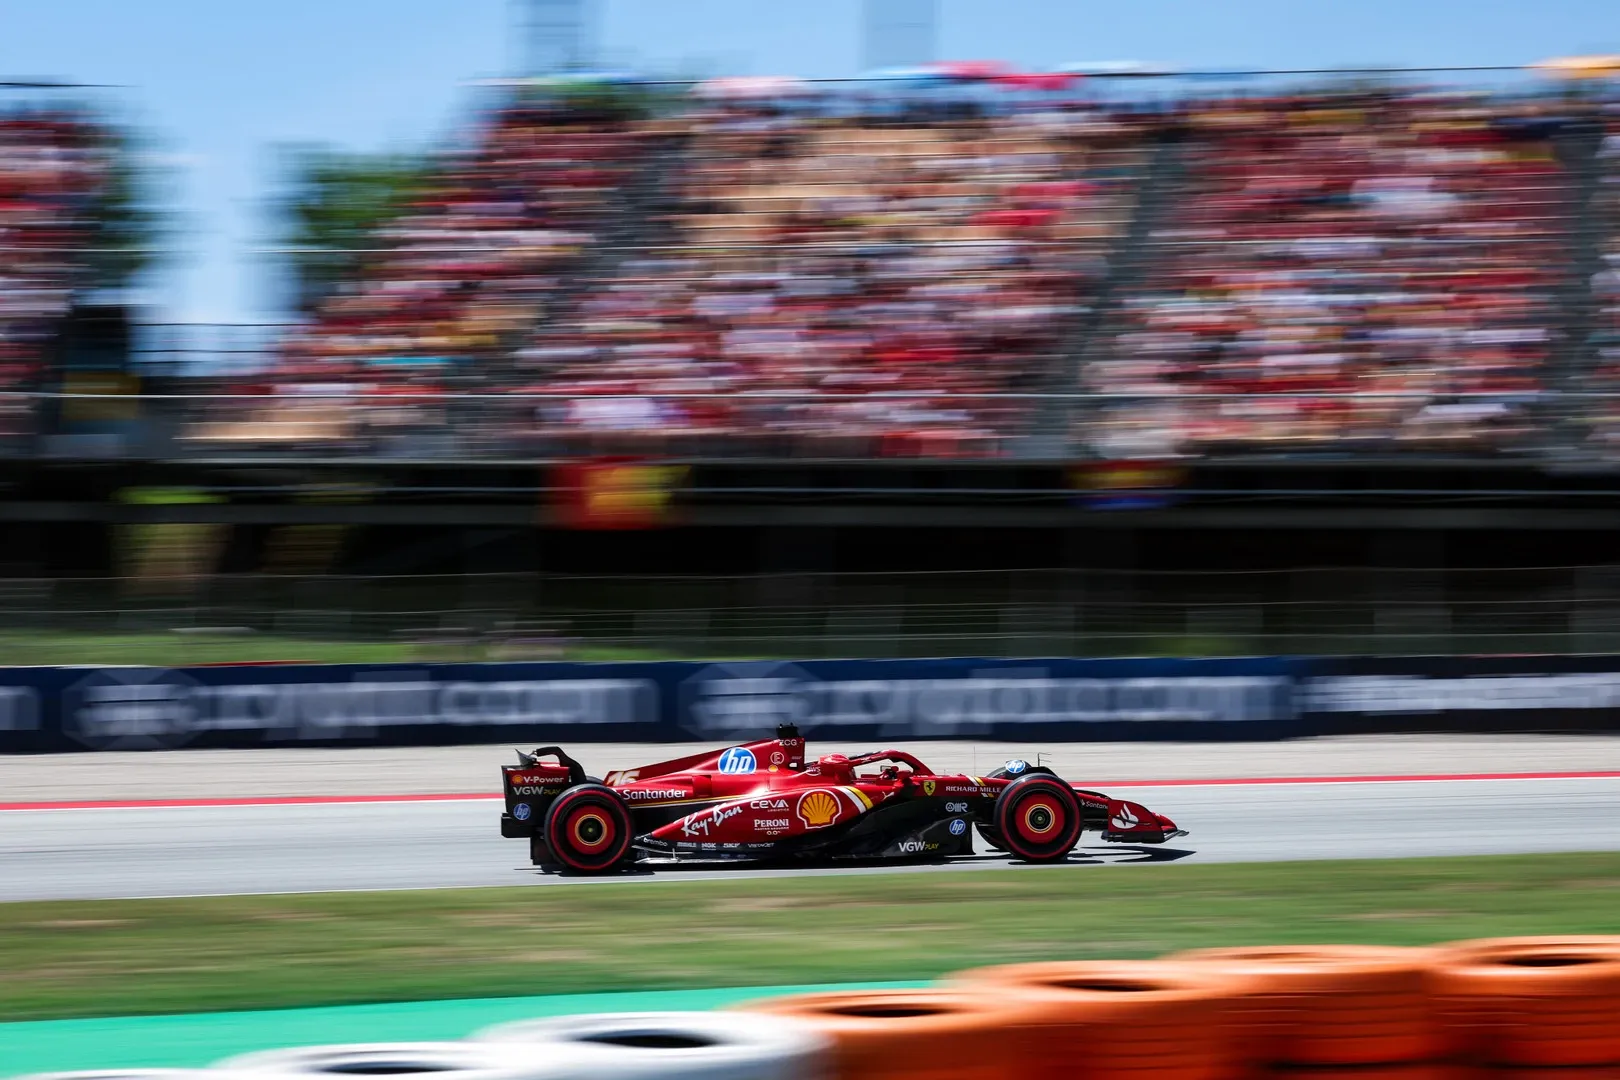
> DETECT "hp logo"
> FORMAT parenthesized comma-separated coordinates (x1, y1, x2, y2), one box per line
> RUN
(717, 747, 757, 774)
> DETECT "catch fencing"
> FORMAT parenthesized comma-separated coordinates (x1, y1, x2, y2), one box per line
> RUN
(11, 566, 1620, 663)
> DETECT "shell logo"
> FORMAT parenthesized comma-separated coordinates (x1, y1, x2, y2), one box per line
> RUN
(797, 789, 842, 829)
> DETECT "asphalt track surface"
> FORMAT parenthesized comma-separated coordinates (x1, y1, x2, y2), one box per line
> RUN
(5, 765, 1620, 902)
(10, 736, 1620, 801)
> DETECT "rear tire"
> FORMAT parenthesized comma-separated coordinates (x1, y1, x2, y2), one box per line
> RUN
(543, 783, 634, 874)
(993, 775, 1082, 863)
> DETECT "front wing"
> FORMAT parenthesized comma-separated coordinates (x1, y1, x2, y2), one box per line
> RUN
(1073, 788, 1188, 844)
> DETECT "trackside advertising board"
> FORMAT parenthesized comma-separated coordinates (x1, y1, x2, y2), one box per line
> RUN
(1, 656, 1619, 752)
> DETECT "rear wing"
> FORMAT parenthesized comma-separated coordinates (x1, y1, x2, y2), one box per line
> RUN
(500, 748, 587, 839)
(513, 746, 587, 784)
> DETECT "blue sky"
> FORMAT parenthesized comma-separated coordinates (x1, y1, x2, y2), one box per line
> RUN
(2, 0, 1617, 325)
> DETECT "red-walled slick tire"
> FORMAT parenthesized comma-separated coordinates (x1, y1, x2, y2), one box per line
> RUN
(994, 774, 1083, 863)
(543, 783, 633, 874)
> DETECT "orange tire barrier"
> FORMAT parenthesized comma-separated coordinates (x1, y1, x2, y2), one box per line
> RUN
(1430, 937, 1620, 1067)
(733, 989, 1042, 1080)
(944, 960, 1241, 1080)
(1166, 945, 1441, 1068)
(1261, 1068, 1471, 1080)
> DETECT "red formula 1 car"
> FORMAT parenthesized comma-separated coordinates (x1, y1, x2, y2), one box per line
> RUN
(499, 725, 1186, 873)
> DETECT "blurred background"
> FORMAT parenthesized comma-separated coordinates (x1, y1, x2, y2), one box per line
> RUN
(4, 0, 1620, 665)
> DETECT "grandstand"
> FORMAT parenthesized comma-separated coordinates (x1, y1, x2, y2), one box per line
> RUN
(0, 106, 121, 428)
(186, 98, 655, 452)
(1090, 91, 1568, 457)
(506, 101, 1148, 457)
(141, 77, 1619, 464)
(7, 69, 1620, 602)
(1586, 103, 1620, 451)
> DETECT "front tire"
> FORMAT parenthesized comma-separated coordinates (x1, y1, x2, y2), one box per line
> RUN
(993, 775, 1082, 863)
(978, 762, 1055, 852)
(543, 783, 634, 874)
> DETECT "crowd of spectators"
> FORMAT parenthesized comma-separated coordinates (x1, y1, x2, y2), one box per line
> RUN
(0, 109, 113, 429)
(185, 97, 1151, 455)
(177, 87, 1620, 460)
(1587, 103, 1620, 454)
(190, 101, 652, 450)
(1086, 90, 1570, 457)
(505, 101, 1150, 456)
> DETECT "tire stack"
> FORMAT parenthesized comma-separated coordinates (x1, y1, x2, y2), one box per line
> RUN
(18, 936, 1620, 1080)
(735, 989, 1045, 1080)
(1164, 945, 1442, 1079)
(18, 1074, 246, 1080)
(208, 1020, 829, 1080)
(943, 961, 1240, 1080)
(19, 1021, 828, 1080)
(1431, 937, 1620, 1074)
(473, 1011, 828, 1080)
(214, 1043, 564, 1080)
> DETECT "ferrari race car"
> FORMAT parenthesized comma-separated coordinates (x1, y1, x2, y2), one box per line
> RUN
(499, 725, 1186, 873)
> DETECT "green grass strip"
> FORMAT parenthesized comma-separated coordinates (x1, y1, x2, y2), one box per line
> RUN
(5, 852, 1620, 1022)
(0, 631, 675, 666)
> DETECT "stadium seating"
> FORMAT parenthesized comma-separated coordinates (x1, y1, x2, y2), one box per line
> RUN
(190, 103, 651, 450)
(503, 103, 1151, 457)
(176, 87, 1620, 460)
(1587, 104, 1620, 452)
(0, 109, 114, 430)
(1087, 91, 1570, 457)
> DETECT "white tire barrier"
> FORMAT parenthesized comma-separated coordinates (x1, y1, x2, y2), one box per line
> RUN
(473, 1011, 829, 1080)
(15, 1073, 233, 1080)
(213, 1043, 561, 1080)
